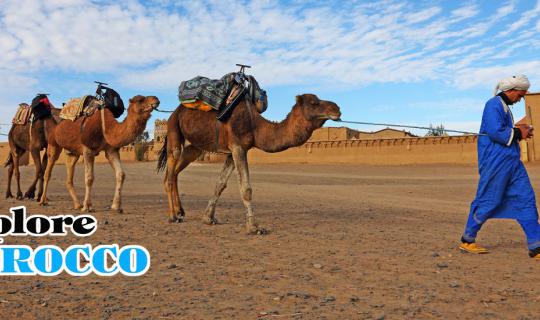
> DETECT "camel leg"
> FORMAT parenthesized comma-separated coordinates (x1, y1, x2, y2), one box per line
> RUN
(36, 152, 48, 201)
(81, 149, 96, 213)
(164, 154, 180, 223)
(172, 146, 202, 221)
(25, 149, 41, 199)
(105, 149, 125, 213)
(231, 147, 266, 235)
(5, 159, 14, 199)
(65, 153, 81, 210)
(203, 155, 235, 225)
(163, 146, 199, 223)
(39, 145, 62, 206)
(12, 151, 23, 200)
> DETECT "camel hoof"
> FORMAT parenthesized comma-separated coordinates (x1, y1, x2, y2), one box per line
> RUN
(202, 215, 218, 225)
(81, 207, 95, 213)
(5, 192, 13, 199)
(25, 191, 35, 199)
(39, 202, 48, 207)
(115, 208, 124, 214)
(168, 216, 180, 223)
(246, 224, 268, 235)
(256, 228, 269, 235)
(73, 204, 82, 210)
(16, 192, 23, 200)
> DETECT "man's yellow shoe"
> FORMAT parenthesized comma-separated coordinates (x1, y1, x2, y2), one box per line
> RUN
(529, 248, 540, 259)
(459, 242, 489, 254)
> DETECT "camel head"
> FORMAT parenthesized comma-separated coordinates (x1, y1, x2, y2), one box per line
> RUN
(295, 94, 341, 125)
(127, 95, 160, 120)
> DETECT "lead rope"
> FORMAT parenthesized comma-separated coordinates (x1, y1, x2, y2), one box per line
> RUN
(155, 108, 174, 113)
(332, 119, 486, 136)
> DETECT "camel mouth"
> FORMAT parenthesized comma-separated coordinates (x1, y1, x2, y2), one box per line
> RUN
(145, 103, 160, 112)
(329, 114, 341, 121)
(318, 113, 341, 121)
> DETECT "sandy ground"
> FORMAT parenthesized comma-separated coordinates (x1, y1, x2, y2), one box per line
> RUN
(1, 161, 540, 319)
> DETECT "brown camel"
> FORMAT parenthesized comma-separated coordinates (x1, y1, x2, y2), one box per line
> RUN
(4, 96, 60, 200)
(39, 95, 160, 213)
(157, 93, 341, 234)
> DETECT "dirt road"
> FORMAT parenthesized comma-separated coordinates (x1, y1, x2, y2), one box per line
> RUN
(1, 162, 539, 319)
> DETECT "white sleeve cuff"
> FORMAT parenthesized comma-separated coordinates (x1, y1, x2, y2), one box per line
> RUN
(507, 128, 514, 146)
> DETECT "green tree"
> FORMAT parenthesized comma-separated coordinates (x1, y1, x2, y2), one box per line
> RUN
(425, 124, 448, 137)
(134, 131, 150, 161)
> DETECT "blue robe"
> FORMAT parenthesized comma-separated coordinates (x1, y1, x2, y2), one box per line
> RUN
(463, 95, 540, 249)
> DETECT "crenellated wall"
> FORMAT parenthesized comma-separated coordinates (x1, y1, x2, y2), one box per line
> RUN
(247, 135, 482, 165)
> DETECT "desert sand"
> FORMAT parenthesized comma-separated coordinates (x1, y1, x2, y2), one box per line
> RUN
(1, 161, 539, 319)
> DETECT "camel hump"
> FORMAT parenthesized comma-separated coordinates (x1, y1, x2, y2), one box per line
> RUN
(12, 103, 31, 125)
(59, 96, 99, 121)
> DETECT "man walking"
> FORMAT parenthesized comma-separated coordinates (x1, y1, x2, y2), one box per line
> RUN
(460, 75, 540, 259)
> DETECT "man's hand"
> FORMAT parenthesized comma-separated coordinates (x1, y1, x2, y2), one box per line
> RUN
(517, 124, 534, 139)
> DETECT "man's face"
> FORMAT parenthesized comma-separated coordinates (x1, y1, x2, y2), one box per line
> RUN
(505, 89, 528, 104)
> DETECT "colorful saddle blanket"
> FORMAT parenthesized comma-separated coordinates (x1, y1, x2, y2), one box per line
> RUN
(59, 96, 100, 121)
(12, 103, 32, 125)
(178, 73, 267, 114)
(178, 73, 236, 111)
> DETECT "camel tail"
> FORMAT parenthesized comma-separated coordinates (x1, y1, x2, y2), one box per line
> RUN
(3, 153, 13, 168)
(157, 136, 168, 173)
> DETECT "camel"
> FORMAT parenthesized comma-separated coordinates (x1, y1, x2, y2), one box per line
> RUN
(157, 93, 341, 234)
(39, 95, 160, 213)
(4, 95, 60, 200)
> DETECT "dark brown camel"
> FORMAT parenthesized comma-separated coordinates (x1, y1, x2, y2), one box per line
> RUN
(39, 95, 160, 213)
(157, 93, 341, 234)
(4, 96, 59, 200)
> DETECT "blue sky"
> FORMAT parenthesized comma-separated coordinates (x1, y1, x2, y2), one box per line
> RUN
(1, 0, 539, 141)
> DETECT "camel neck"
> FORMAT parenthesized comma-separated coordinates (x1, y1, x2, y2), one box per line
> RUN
(101, 108, 149, 148)
(252, 106, 316, 153)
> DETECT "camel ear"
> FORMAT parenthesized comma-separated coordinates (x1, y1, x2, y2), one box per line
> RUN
(129, 95, 144, 104)
(296, 95, 303, 105)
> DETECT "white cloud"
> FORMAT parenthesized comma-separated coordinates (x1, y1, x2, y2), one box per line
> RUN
(0, 0, 538, 93)
(452, 61, 540, 91)
(498, 0, 540, 36)
(494, 2, 515, 19)
(404, 7, 441, 24)
(451, 4, 479, 21)
(409, 98, 486, 112)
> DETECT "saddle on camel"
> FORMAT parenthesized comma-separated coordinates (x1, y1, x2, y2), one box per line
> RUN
(178, 64, 267, 120)
(5, 94, 58, 200)
(39, 82, 159, 214)
(60, 84, 124, 122)
(11, 94, 53, 125)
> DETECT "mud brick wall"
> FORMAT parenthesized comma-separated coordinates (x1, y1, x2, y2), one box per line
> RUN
(1, 135, 530, 167)
(248, 136, 481, 165)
